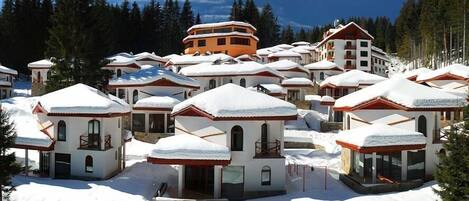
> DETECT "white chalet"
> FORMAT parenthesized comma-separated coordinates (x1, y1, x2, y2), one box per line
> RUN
(31, 84, 131, 179)
(0, 65, 17, 99)
(417, 64, 469, 100)
(102, 53, 142, 78)
(304, 60, 344, 83)
(28, 59, 54, 96)
(179, 60, 284, 95)
(147, 84, 297, 199)
(165, 53, 233, 72)
(333, 77, 466, 193)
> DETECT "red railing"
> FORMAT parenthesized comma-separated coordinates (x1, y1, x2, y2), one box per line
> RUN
(344, 55, 356, 59)
(326, 55, 334, 61)
(344, 64, 356, 69)
(344, 45, 356, 50)
(255, 140, 281, 158)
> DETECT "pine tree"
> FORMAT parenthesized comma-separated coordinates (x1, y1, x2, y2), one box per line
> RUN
(129, 1, 142, 52)
(281, 25, 295, 44)
(435, 105, 469, 201)
(257, 3, 279, 48)
(242, 0, 259, 27)
(0, 110, 21, 200)
(141, 0, 162, 52)
(179, 0, 194, 31)
(298, 27, 307, 41)
(195, 13, 202, 24)
(229, 0, 243, 21)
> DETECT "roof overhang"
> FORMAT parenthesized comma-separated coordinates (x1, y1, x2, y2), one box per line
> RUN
(336, 140, 425, 154)
(147, 157, 230, 166)
(172, 105, 298, 121)
(109, 78, 200, 89)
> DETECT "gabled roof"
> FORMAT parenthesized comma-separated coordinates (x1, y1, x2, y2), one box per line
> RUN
(334, 77, 466, 111)
(397, 67, 433, 81)
(172, 83, 297, 120)
(134, 52, 165, 62)
(265, 60, 309, 74)
(320, 70, 386, 88)
(109, 67, 200, 88)
(268, 50, 302, 58)
(187, 21, 256, 33)
(133, 96, 181, 110)
(317, 22, 374, 47)
(28, 59, 54, 69)
(275, 44, 294, 50)
(35, 83, 131, 116)
(304, 60, 343, 71)
(416, 64, 469, 82)
(281, 77, 314, 87)
(179, 61, 284, 79)
(104, 54, 141, 69)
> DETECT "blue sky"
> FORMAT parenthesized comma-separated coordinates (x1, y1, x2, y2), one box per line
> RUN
(1, 0, 405, 28)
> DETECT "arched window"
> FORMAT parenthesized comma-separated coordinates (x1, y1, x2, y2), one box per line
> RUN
(261, 166, 271, 185)
(57, 120, 66, 141)
(310, 72, 315, 82)
(209, 79, 216, 89)
(261, 123, 268, 152)
(85, 155, 93, 173)
(418, 115, 427, 137)
(231, 126, 243, 151)
(240, 78, 246, 87)
(346, 115, 351, 130)
(116, 69, 122, 77)
(132, 90, 138, 104)
(319, 72, 325, 80)
(88, 120, 101, 149)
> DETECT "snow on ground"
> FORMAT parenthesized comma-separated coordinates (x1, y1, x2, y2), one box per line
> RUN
(284, 130, 340, 154)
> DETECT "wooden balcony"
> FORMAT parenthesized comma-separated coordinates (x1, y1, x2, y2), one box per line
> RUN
(326, 55, 334, 61)
(344, 45, 356, 50)
(344, 64, 356, 69)
(326, 45, 334, 51)
(79, 134, 112, 151)
(255, 140, 281, 158)
(344, 55, 356, 59)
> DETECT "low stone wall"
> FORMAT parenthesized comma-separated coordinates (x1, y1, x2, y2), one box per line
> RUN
(134, 132, 173, 143)
(284, 141, 322, 150)
(320, 121, 343, 132)
(339, 174, 424, 194)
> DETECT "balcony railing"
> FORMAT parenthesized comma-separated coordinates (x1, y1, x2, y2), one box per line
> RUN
(326, 55, 334, 61)
(433, 128, 447, 144)
(255, 140, 281, 158)
(344, 55, 356, 59)
(326, 45, 334, 50)
(79, 134, 112, 151)
(344, 45, 356, 50)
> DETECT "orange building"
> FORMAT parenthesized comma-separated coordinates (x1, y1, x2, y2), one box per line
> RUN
(183, 21, 258, 57)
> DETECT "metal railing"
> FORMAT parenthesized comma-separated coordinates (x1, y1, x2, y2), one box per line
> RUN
(79, 134, 112, 150)
(255, 140, 281, 158)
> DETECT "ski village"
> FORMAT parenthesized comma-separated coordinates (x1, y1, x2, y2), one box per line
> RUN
(0, 0, 468, 201)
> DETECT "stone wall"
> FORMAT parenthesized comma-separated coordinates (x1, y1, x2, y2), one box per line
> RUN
(31, 82, 46, 96)
(341, 148, 351, 174)
(320, 121, 343, 132)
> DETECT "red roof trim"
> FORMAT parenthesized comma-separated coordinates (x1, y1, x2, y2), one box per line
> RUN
(109, 78, 200, 89)
(133, 107, 172, 111)
(336, 140, 425, 154)
(147, 157, 230, 166)
(418, 72, 469, 82)
(334, 97, 463, 112)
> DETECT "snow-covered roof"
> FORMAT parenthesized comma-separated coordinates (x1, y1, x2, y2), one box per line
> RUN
(268, 50, 302, 58)
(183, 32, 259, 42)
(291, 46, 312, 54)
(27, 59, 54, 69)
(179, 61, 284, 78)
(37, 84, 131, 115)
(149, 134, 230, 160)
(108, 66, 200, 88)
(1, 97, 54, 149)
(162, 54, 180, 61)
(321, 95, 335, 103)
(282, 77, 314, 86)
(187, 21, 256, 32)
(334, 77, 466, 110)
(134, 52, 165, 62)
(167, 53, 233, 66)
(417, 64, 469, 81)
(172, 83, 297, 119)
(305, 95, 321, 101)
(248, 84, 287, 95)
(256, 48, 272, 56)
(320, 70, 386, 88)
(397, 68, 433, 80)
(304, 60, 342, 71)
(275, 44, 294, 50)
(0, 65, 17, 75)
(134, 96, 181, 109)
(317, 22, 374, 47)
(291, 41, 311, 46)
(265, 60, 309, 73)
(336, 124, 426, 147)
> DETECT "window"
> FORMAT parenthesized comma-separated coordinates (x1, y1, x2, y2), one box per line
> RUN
(230, 37, 250, 45)
(360, 41, 368, 47)
(231, 126, 243, 151)
(37, 71, 42, 82)
(85, 155, 93, 173)
(360, 60, 368, 67)
(209, 79, 216, 89)
(261, 123, 268, 152)
(118, 89, 125, 99)
(88, 120, 100, 149)
(132, 113, 145, 132)
(240, 78, 246, 87)
(407, 150, 425, 180)
(217, 38, 226, 45)
(132, 90, 138, 104)
(57, 120, 66, 141)
(149, 114, 165, 133)
(346, 115, 350, 130)
(116, 69, 122, 77)
(214, 28, 232, 33)
(167, 115, 175, 133)
(197, 40, 206, 47)
(360, 51, 368, 57)
(319, 72, 325, 80)
(234, 28, 247, 33)
(261, 166, 271, 185)
(418, 115, 427, 137)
